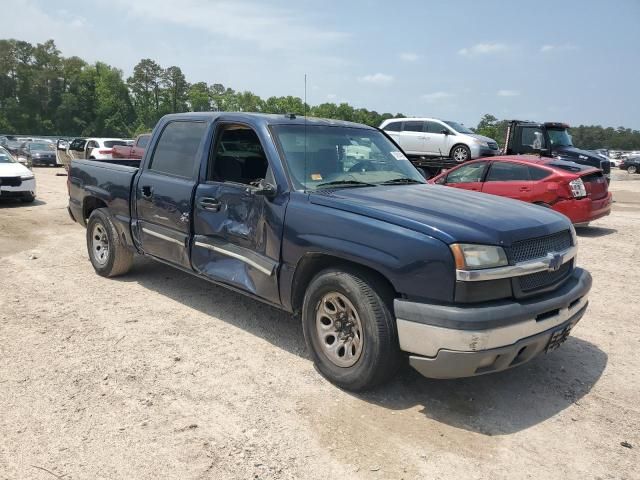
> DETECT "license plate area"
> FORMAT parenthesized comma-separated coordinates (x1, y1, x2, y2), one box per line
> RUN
(546, 324, 572, 352)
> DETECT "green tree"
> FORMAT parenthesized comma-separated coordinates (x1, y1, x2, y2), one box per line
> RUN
(188, 81, 211, 111)
(162, 66, 189, 113)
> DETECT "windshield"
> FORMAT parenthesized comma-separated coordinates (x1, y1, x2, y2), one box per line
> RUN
(547, 128, 573, 147)
(443, 121, 474, 134)
(29, 142, 52, 151)
(272, 125, 425, 190)
(0, 149, 16, 163)
(104, 141, 127, 148)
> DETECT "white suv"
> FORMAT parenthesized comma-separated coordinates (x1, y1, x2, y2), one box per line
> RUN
(379, 118, 499, 162)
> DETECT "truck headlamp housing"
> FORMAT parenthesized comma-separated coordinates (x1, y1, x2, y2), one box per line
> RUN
(450, 244, 509, 270)
(20, 173, 35, 180)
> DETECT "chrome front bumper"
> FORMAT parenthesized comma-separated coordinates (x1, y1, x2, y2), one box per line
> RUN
(395, 268, 591, 379)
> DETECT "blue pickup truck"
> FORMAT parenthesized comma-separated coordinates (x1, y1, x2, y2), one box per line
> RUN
(68, 113, 592, 391)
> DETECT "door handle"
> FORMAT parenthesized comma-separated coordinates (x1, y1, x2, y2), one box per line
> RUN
(198, 197, 221, 212)
(141, 185, 153, 199)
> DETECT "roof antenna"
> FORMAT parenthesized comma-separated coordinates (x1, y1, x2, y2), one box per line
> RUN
(304, 73, 308, 193)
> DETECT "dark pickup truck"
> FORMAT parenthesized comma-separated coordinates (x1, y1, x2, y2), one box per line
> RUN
(68, 112, 592, 391)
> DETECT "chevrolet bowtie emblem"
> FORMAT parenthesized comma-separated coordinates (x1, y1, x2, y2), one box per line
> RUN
(547, 252, 563, 272)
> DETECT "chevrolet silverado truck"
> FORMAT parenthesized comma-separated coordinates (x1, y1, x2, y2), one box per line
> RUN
(68, 113, 592, 391)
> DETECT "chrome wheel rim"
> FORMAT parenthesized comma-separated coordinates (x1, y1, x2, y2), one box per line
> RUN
(91, 222, 109, 266)
(453, 147, 468, 162)
(315, 292, 364, 368)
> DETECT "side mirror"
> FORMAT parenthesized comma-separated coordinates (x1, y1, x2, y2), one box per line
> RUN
(253, 181, 277, 199)
(440, 129, 449, 135)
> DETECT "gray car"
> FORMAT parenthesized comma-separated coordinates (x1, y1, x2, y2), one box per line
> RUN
(380, 117, 499, 162)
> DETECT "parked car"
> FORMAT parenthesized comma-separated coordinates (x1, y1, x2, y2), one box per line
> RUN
(380, 117, 499, 162)
(503, 121, 611, 181)
(429, 156, 612, 225)
(112, 133, 151, 159)
(0, 146, 36, 202)
(619, 156, 640, 174)
(68, 137, 128, 160)
(20, 141, 57, 167)
(68, 112, 591, 391)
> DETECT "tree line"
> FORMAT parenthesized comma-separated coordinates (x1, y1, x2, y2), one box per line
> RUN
(1, 38, 639, 150)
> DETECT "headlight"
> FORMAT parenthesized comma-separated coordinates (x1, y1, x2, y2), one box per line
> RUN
(450, 243, 508, 270)
(472, 138, 489, 146)
(20, 174, 34, 180)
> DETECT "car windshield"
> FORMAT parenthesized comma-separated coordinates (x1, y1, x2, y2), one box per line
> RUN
(29, 142, 51, 151)
(443, 121, 474, 134)
(104, 140, 127, 147)
(272, 125, 426, 190)
(547, 128, 573, 147)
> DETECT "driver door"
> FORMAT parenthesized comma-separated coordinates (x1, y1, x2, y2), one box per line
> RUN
(190, 122, 285, 305)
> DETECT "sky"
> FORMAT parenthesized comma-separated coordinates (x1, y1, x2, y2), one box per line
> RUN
(2, 0, 639, 129)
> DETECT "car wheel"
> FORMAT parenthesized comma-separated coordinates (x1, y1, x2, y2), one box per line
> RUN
(301, 268, 401, 391)
(629, 165, 637, 174)
(21, 193, 35, 203)
(450, 144, 471, 163)
(86, 208, 134, 277)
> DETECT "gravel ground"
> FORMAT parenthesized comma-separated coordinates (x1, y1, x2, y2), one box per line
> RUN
(1, 167, 639, 480)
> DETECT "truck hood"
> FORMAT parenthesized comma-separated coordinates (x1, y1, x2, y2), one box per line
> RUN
(309, 184, 570, 246)
(553, 146, 605, 165)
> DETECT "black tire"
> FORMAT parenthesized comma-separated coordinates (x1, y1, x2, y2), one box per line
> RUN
(628, 165, 637, 174)
(450, 144, 471, 163)
(86, 208, 133, 277)
(301, 268, 401, 391)
(21, 194, 35, 203)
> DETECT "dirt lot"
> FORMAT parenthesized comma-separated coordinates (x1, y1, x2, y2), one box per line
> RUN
(1, 168, 639, 480)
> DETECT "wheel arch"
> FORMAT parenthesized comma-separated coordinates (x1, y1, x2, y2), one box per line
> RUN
(289, 253, 398, 316)
(449, 142, 470, 157)
(82, 196, 108, 222)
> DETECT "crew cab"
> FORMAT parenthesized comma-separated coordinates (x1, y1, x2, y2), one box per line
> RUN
(68, 113, 592, 391)
(503, 121, 611, 181)
(429, 156, 612, 226)
(112, 134, 151, 159)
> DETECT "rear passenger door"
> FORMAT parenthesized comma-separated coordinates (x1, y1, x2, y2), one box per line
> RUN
(190, 122, 284, 305)
(134, 120, 208, 269)
(481, 161, 534, 202)
(398, 121, 426, 155)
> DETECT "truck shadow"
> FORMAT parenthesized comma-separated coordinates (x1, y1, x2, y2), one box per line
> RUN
(357, 335, 607, 435)
(120, 258, 607, 436)
(0, 198, 47, 208)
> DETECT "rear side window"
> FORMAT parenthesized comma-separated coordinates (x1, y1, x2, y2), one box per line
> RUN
(529, 166, 551, 180)
(383, 122, 401, 132)
(402, 121, 424, 132)
(104, 141, 127, 148)
(149, 121, 207, 178)
(486, 162, 531, 181)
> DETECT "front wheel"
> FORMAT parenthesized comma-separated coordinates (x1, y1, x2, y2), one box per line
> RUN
(86, 208, 133, 277)
(301, 268, 401, 391)
(450, 144, 471, 163)
(628, 165, 637, 174)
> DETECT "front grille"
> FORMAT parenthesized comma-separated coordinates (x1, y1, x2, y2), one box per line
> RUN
(509, 230, 572, 263)
(518, 260, 573, 292)
(0, 176, 22, 187)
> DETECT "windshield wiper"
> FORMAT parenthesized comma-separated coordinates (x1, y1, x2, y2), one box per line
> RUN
(379, 177, 423, 185)
(316, 180, 377, 189)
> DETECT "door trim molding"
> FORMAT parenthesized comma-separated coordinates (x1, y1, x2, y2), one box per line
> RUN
(142, 227, 185, 246)
(194, 237, 276, 276)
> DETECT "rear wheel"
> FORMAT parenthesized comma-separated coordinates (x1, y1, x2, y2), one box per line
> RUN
(628, 165, 637, 174)
(301, 268, 401, 391)
(450, 144, 471, 163)
(86, 208, 133, 277)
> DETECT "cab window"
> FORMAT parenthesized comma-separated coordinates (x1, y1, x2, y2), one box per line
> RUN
(149, 121, 207, 178)
(209, 125, 269, 186)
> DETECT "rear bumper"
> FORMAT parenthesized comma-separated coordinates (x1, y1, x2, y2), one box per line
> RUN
(552, 193, 612, 224)
(394, 268, 591, 378)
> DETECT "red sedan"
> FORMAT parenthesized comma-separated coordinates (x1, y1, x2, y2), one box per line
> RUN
(428, 155, 612, 225)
